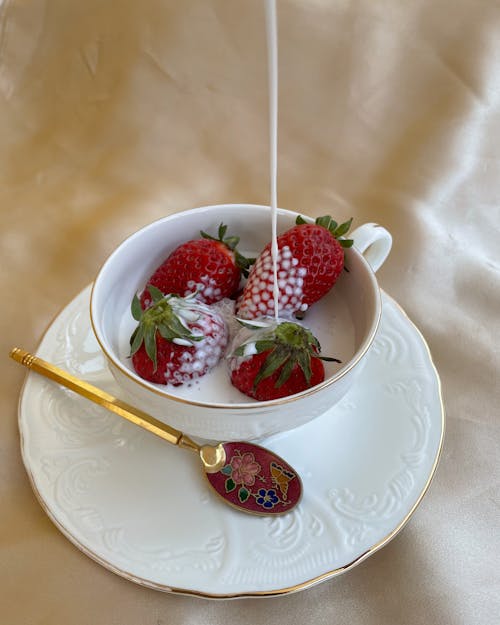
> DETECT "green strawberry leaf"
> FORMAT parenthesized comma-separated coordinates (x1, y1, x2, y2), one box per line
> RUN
(168, 314, 194, 338)
(131, 294, 142, 321)
(297, 349, 312, 384)
(223, 235, 240, 251)
(233, 340, 274, 358)
(335, 218, 353, 237)
(275, 356, 295, 388)
(295, 215, 308, 225)
(147, 284, 165, 303)
(144, 325, 158, 370)
(310, 334, 321, 351)
(200, 229, 214, 241)
(157, 323, 176, 341)
(316, 215, 333, 230)
(234, 251, 255, 277)
(254, 346, 290, 387)
(254, 340, 276, 354)
(218, 223, 227, 240)
(129, 324, 145, 356)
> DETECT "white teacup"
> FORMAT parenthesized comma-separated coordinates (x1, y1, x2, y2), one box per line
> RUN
(90, 204, 391, 441)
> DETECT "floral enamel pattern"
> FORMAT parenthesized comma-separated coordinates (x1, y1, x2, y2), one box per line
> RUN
(204, 442, 302, 515)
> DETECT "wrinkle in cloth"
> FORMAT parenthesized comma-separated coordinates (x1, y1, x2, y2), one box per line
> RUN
(0, 1, 499, 624)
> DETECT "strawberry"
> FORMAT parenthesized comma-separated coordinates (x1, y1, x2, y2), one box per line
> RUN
(140, 224, 254, 308)
(130, 286, 228, 385)
(228, 320, 340, 400)
(236, 216, 353, 319)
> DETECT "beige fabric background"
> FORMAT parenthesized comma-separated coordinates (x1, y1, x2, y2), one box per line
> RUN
(1, 0, 499, 622)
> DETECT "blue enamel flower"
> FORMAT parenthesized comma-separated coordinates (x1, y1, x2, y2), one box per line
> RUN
(256, 488, 279, 509)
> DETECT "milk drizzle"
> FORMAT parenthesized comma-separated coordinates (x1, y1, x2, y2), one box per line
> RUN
(265, 0, 280, 321)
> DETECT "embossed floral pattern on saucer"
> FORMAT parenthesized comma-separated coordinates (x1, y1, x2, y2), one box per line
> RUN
(18, 286, 444, 598)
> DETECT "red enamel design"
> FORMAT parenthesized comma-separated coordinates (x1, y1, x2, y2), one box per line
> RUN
(205, 442, 302, 515)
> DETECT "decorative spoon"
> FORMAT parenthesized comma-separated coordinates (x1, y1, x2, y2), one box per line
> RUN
(10, 348, 302, 516)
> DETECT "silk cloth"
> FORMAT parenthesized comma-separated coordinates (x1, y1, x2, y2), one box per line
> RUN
(1, 1, 498, 623)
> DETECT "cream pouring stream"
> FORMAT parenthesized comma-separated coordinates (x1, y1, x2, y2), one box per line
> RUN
(265, 0, 280, 321)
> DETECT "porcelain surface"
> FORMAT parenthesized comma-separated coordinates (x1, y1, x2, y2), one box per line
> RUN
(18, 285, 444, 597)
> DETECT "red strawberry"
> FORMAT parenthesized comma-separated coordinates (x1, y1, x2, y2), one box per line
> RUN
(141, 224, 253, 308)
(130, 286, 228, 385)
(236, 216, 353, 319)
(229, 320, 340, 400)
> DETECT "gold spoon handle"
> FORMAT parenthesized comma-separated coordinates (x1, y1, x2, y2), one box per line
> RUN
(10, 347, 200, 453)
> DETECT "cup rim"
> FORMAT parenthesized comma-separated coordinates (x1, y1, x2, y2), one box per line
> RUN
(90, 203, 382, 410)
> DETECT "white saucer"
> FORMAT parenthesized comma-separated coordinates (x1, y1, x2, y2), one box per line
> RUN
(18, 285, 444, 598)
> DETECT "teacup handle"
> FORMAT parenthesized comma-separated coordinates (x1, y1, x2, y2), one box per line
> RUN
(350, 223, 392, 273)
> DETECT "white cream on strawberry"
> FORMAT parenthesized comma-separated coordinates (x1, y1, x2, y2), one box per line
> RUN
(172, 307, 227, 383)
(186, 277, 222, 302)
(211, 297, 240, 338)
(237, 245, 309, 319)
(226, 318, 277, 375)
